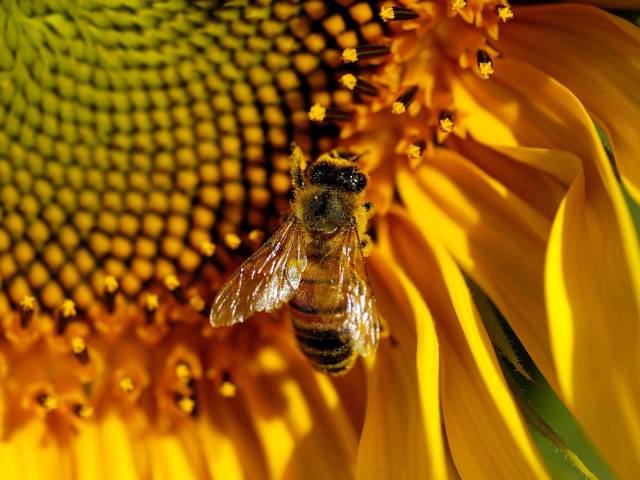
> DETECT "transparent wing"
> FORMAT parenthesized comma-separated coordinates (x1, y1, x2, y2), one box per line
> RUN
(335, 228, 380, 357)
(210, 220, 307, 327)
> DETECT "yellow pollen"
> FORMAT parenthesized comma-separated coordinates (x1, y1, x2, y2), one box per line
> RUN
(119, 377, 135, 393)
(38, 394, 58, 412)
(189, 295, 207, 313)
(219, 380, 237, 398)
(104, 275, 119, 293)
(379, 6, 395, 22)
(200, 241, 216, 257)
(175, 362, 192, 382)
(439, 117, 454, 133)
(164, 275, 181, 291)
(341, 74, 357, 91)
(71, 337, 87, 354)
(61, 299, 76, 317)
(177, 396, 196, 414)
(20, 295, 36, 311)
(308, 103, 327, 122)
(146, 294, 159, 311)
(406, 144, 423, 160)
(248, 229, 265, 244)
(391, 102, 406, 115)
(74, 404, 94, 418)
(496, 5, 514, 22)
(341, 48, 358, 63)
(477, 62, 495, 80)
(451, 0, 466, 11)
(224, 233, 242, 250)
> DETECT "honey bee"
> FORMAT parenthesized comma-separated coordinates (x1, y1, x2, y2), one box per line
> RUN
(210, 144, 380, 376)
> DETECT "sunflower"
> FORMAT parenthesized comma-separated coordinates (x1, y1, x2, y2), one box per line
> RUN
(0, 0, 639, 478)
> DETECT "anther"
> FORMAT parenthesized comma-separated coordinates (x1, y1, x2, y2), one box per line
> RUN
(379, 6, 420, 22)
(308, 104, 353, 122)
(175, 394, 197, 416)
(73, 404, 94, 418)
(200, 241, 217, 257)
(189, 295, 207, 314)
(145, 294, 159, 324)
(495, 5, 514, 22)
(119, 377, 135, 394)
(439, 111, 454, 133)
(19, 295, 36, 328)
(36, 393, 58, 412)
(341, 44, 390, 63)
(219, 371, 237, 398)
(406, 141, 426, 161)
(58, 299, 76, 335)
(476, 50, 494, 80)
(392, 86, 419, 115)
(103, 275, 119, 314)
(175, 362, 192, 384)
(72, 337, 90, 365)
(248, 229, 265, 246)
(165, 275, 187, 303)
(341, 74, 380, 96)
(223, 233, 243, 251)
(451, 0, 466, 11)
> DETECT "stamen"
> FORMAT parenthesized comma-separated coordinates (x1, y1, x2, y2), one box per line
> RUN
(451, 0, 466, 11)
(223, 233, 242, 251)
(495, 5, 514, 22)
(73, 404, 94, 418)
(145, 294, 159, 324)
(406, 141, 426, 160)
(439, 111, 454, 133)
(341, 44, 390, 63)
(103, 275, 119, 314)
(119, 377, 135, 394)
(36, 393, 58, 412)
(341, 74, 379, 96)
(58, 299, 77, 334)
(476, 50, 494, 80)
(219, 371, 237, 398)
(176, 394, 197, 416)
(379, 6, 420, 22)
(391, 86, 419, 115)
(165, 275, 187, 303)
(189, 295, 207, 314)
(19, 295, 36, 328)
(175, 362, 192, 384)
(308, 104, 353, 122)
(72, 337, 90, 364)
(199, 241, 217, 257)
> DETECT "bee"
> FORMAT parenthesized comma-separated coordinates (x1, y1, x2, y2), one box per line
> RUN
(209, 144, 380, 376)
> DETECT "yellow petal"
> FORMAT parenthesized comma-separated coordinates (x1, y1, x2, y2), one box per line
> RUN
(500, 4, 640, 204)
(397, 148, 559, 391)
(238, 340, 358, 480)
(357, 249, 446, 479)
(382, 210, 549, 479)
(456, 57, 640, 477)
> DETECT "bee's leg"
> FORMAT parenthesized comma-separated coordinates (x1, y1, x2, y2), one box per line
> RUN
(289, 143, 306, 190)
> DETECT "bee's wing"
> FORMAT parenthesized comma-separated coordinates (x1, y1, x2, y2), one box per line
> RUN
(336, 229, 380, 357)
(210, 219, 308, 327)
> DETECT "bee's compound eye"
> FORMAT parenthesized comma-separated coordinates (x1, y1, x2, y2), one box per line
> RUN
(338, 170, 367, 193)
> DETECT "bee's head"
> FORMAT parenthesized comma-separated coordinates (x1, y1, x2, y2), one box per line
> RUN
(307, 160, 367, 194)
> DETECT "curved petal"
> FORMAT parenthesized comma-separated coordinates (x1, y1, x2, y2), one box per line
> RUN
(455, 58, 640, 477)
(357, 249, 446, 479)
(236, 338, 358, 480)
(397, 147, 559, 391)
(381, 210, 549, 479)
(500, 4, 640, 204)
(561, 0, 640, 8)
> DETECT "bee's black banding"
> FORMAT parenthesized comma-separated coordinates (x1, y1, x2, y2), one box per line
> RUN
(289, 300, 346, 316)
(295, 330, 355, 376)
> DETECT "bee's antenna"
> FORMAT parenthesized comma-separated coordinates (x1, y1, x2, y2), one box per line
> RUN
(347, 150, 370, 162)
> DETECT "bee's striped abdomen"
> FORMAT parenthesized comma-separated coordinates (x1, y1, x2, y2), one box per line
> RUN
(288, 258, 357, 376)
